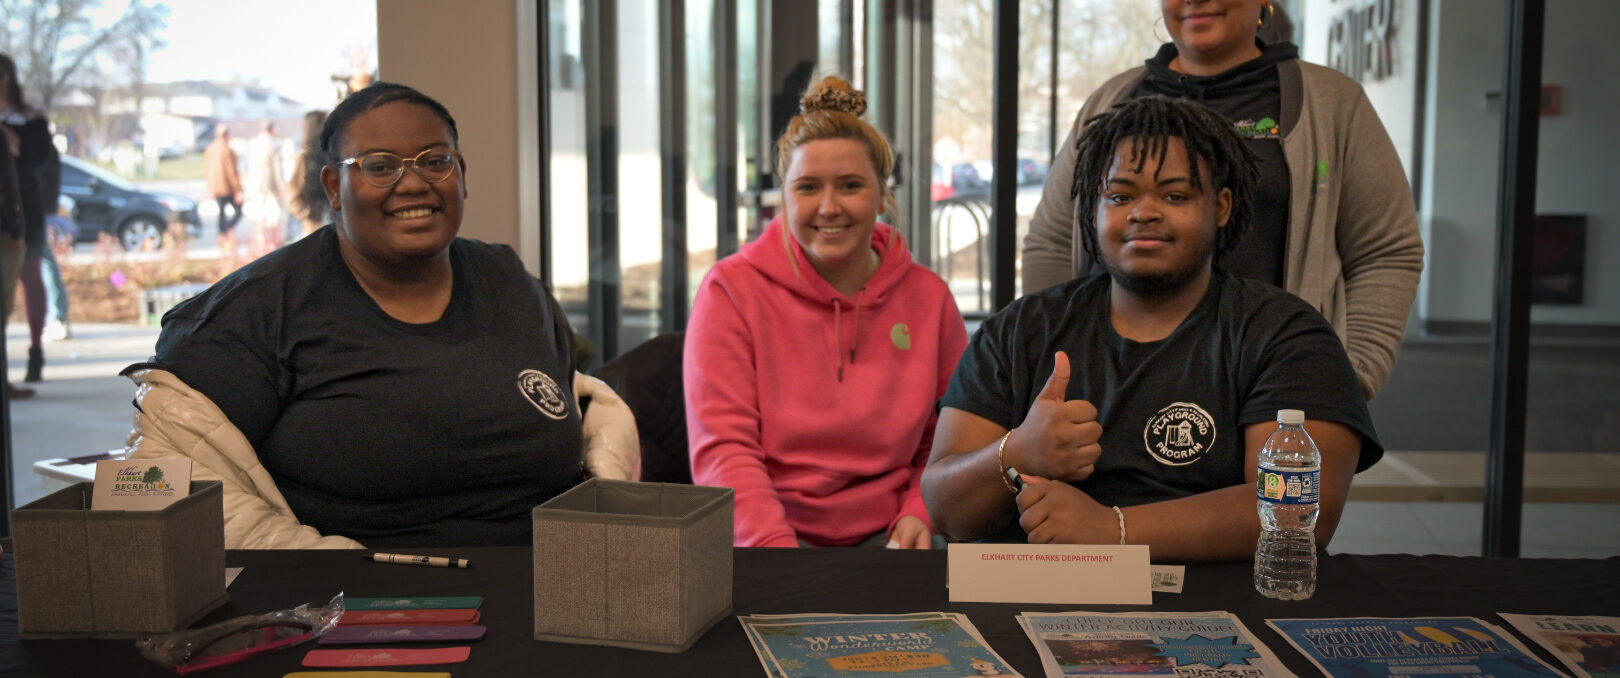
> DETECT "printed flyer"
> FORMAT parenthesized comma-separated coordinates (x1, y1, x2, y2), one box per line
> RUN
(738, 612, 1020, 677)
(1015, 610, 1293, 678)
(1266, 617, 1567, 678)
(1499, 613, 1620, 678)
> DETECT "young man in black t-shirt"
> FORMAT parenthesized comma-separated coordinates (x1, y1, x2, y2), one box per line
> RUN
(923, 96, 1381, 562)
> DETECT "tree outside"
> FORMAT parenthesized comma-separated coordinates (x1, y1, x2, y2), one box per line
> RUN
(933, 0, 1159, 166)
(0, 0, 170, 157)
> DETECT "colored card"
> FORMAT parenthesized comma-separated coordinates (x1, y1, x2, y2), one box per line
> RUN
(320, 625, 487, 645)
(340, 609, 481, 626)
(301, 647, 471, 668)
(346, 597, 484, 611)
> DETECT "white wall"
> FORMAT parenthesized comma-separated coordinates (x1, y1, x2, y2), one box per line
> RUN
(1420, 0, 1620, 327)
(1417, 0, 1504, 325)
(1527, 0, 1620, 326)
(1301, 0, 1620, 329)
(376, 0, 521, 250)
(1300, 0, 1421, 181)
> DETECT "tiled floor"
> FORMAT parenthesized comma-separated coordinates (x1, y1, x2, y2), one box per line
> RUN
(1331, 500, 1620, 558)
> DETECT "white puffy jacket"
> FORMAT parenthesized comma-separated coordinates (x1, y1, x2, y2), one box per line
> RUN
(123, 367, 640, 549)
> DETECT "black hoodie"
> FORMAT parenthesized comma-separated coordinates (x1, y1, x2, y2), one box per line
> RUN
(1132, 40, 1299, 287)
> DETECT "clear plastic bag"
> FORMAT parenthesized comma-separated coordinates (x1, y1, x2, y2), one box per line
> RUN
(135, 592, 344, 674)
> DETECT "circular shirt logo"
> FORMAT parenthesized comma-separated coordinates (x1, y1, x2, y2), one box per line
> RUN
(1142, 402, 1216, 466)
(518, 369, 570, 420)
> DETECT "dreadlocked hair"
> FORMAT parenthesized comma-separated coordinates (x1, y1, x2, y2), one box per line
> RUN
(1068, 95, 1259, 266)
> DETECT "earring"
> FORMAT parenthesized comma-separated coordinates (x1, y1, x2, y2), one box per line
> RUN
(1258, 3, 1274, 27)
(1154, 16, 1170, 43)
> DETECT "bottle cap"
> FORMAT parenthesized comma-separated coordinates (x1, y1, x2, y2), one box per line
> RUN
(1276, 409, 1305, 425)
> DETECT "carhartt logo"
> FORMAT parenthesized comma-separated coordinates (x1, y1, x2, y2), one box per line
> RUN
(1143, 402, 1216, 466)
(891, 323, 911, 350)
(518, 369, 569, 419)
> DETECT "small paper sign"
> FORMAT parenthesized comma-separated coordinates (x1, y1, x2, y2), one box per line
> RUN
(91, 458, 192, 510)
(947, 543, 1152, 604)
(1151, 564, 1186, 593)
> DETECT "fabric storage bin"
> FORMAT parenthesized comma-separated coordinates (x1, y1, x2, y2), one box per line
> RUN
(532, 479, 734, 652)
(12, 480, 227, 638)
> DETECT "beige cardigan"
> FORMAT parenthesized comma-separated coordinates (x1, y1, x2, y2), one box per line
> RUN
(124, 367, 640, 549)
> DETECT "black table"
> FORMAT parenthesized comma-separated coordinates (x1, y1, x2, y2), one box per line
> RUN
(2, 547, 1617, 676)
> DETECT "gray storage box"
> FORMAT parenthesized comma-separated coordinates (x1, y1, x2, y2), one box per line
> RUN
(12, 480, 228, 638)
(532, 479, 734, 652)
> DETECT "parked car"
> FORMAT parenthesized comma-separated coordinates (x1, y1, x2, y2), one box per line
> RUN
(58, 155, 201, 251)
(949, 163, 990, 195)
(1017, 157, 1048, 185)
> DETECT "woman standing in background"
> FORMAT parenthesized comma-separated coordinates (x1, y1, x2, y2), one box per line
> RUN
(287, 109, 330, 238)
(0, 52, 54, 386)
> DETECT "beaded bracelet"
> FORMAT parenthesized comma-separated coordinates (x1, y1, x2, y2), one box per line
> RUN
(1112, 506, 1127, 545)
(995, 430, 1018, 495)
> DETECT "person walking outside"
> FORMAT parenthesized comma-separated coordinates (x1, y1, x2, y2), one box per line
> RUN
(204, 124, 244, 237)
(245, 120, 287, 246)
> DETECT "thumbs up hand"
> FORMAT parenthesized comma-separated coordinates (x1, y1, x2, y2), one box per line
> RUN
(1006, 352, 1103, 483)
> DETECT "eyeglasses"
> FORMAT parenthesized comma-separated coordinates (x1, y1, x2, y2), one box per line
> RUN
(337, 148, 461, 188)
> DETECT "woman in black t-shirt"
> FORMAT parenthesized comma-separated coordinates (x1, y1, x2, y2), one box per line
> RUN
(126, 83, 636, 549)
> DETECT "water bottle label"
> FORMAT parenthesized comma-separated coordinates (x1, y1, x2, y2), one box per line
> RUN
(1258, 467, 1319, 504)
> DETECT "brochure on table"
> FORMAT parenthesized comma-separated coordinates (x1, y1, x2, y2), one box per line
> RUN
(739, 612, 1021, 677)
(1266, 616, 1567, 678)
(1498, 613, 1620, 678)
(1017, 610, 1294, 678)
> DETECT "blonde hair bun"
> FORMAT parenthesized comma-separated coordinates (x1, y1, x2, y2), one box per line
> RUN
(800, 76, 867, 117)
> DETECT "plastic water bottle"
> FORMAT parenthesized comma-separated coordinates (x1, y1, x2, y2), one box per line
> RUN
(1254, 409, 1320, 600)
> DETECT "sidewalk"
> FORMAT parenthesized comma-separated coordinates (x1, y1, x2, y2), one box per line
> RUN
(6, 323, 160, 507)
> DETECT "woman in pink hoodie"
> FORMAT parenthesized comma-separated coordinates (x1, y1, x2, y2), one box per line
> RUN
(686, 76, 968, 548)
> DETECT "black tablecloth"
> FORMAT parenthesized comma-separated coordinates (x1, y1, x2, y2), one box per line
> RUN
(2, 547, 1617, 676)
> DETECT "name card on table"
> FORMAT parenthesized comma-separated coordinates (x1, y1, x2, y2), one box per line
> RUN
(92, 458, 192, 510)
(947, 544, 1152, 605)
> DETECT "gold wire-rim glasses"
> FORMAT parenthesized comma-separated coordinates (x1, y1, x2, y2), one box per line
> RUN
(336, 147, 462, 188)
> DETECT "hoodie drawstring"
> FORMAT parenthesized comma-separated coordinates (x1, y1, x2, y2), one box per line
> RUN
(834, 299, 844, 382)
(850, 289, 865, 366)
(831, 291, 867, 383)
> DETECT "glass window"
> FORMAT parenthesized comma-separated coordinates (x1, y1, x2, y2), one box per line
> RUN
(928, 0, 998, 315)
(548, 0, 591, 334)
(927, 0, 1156, 315)
(1296, 0, 1615, 559)
(686, 0, 721, 307)
(618, 0, 663, 351)
(1521, 0, 1620, 557)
